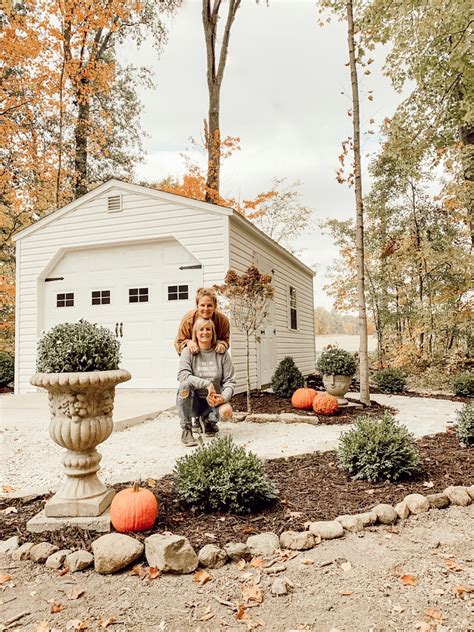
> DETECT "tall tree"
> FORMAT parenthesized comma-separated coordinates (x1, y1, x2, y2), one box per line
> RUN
(202, 0, 242, 203)
(319, 0, 371, 404)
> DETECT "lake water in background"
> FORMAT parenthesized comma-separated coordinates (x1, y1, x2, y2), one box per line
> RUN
(315, 334, 377, 355)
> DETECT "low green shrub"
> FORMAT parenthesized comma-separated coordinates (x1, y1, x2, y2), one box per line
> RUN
(174, 436, 277, 513)
(456, 402, 474, 447)
(337, 412, 420, 482)
(271, 356, 305, 397)
(317, 347, 356, 376)
(373, 367, 407, 393)
(0, 352, 14, 386)
(36, 319, 121, 373)
(451, 372, 474, 397)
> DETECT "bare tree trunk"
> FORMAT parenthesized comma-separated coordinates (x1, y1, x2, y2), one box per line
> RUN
(246, 332, 252, 413)
(202, 0, 241, 203)
(74, 93, 89, 198)
(346, 0, 370, 405)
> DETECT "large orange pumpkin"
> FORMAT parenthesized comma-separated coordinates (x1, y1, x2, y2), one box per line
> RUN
(291, 387, 317, 410)
(312, 393, 339, 416)
(110, 483, 158, 533)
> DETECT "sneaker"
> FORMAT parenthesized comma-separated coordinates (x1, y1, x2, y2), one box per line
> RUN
(181, 429, 198, 447)
(192, 417, 202, 433)
(203, 420, 219, 436)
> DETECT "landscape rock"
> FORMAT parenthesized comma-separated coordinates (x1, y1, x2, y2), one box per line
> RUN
(232, 413, 248, 422)
(246, 532, 280, 557)
(66, 550, 94, 572)
(280, 531, 315, 551)
(444, 486, 472, 507)
(335, 515, 364, 533)
(45, 549, 71, 569)
(29, 542, 59, 564)
(245, 414, 277, 424)
(466, 485, 474, 500)
(271, 577, 291, 596)
(372, 504, 398, 525)
(354, 511, 377, 526)
(12, 542, 35, 561)
(308, 520, 344, 540)
(145, 534, 198, 574)
(224, 542, 251, 561)
(198, 544, 227, 569)
(427, 493, 450, 509)
(394, 501, 410, 520)
(93, 533, 144, 575)
(0, 536, 19, 556)
(404, 493, 430, 514)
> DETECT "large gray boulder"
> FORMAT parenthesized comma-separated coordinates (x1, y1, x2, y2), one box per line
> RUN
(29, 542, 59, 564)
(394, 501, 410, 519)
(279, 531, 315, 551)
(444, 486, 471, 507)
(404, 493, 430, 514)
(145, 534, 198, 574)
(92, 533, 143, 575)
(198, 544, 227, 569)
(308, 520, 344, 540)
(372, 504, 398, 525)
(336, 515, 364, 533)
(246, 532, 280, 557)
(66, 550, 94, 572)
(427, 493, 450, 509)
(354, 511, 377, 526)
(224, 542, 251, 561)
(0, 536, 19, 556)
(45, 549, 71, 569)
(12, 542, 35, 561)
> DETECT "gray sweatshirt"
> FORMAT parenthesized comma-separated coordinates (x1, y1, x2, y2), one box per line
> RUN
(177, 347, 236, 401)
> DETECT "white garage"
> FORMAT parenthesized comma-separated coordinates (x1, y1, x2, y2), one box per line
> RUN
(13, 180, 316, 393)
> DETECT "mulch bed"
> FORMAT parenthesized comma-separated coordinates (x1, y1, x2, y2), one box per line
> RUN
(232, 390, 392, 424)
(1, 433, 472, 553)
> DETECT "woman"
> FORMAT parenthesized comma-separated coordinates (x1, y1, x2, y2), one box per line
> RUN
(174, 287, 230, 355)
(177, 317, 235, 447)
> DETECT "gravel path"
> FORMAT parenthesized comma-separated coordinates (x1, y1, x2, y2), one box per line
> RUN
(1, 505, 473, 631)
(0, 394, 464, 496)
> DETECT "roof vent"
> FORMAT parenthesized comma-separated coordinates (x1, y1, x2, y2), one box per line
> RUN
(107, 194, 122, 213)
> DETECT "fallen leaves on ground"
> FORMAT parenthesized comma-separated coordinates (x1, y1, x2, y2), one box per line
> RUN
(236, 604, 248, 621)
(98, 617, 116, 629)
(422, 481, 434, 488)
(453, 584, 473, 597)
(129, 564, 160, 580)
(426, 608, 444, 621)
(444, 558, 463, 572)
(1, 506, 17, 514)
(66, 620, 89, 630)
(237, 559, 247, 571)
(146, 479, 156, 487)
(302, 559, 314, 565)
(400, 574, 417, 586)
(66, 588, 85, 600)
(198, 605, 215, 621)
(50, 602, 64, 613)
(339, 590, 353, 596)
(194, 569, 212, 585)
(1, 485, 15, 493)
(0, 575, 12, 584)
(250, 558, 264, 569)
(58, 567, 69, 576)
(241, 584, 263, 604)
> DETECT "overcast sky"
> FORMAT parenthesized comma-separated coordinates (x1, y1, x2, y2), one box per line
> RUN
(120, 0, 405, 311)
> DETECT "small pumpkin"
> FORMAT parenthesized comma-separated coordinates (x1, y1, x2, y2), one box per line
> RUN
(291, 387, 317, 410)
(110, 482, 158, 533)
(312, 393, 339, 416)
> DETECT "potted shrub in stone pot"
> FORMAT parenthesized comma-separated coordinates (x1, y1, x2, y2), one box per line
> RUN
(317, 347, 356, 406)
(30, 320, 130, 518)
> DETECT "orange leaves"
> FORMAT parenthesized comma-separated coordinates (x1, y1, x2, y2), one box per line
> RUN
(400, 574, 417, 586)
(444, 558, 463, 573)
(453, 585, 473, 597)
(0, 575, 12, 584)
(194, 569, 212, 586)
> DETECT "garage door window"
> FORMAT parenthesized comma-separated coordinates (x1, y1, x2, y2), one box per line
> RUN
(289, 286, 297, 330)
(91, 290, 110, 305)
(129, 287, 149, 303)
(168, 285, 189, 301)
(57, 292, 74, 308)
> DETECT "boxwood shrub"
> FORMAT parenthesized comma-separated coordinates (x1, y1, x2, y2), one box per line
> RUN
(451, 372, 474, 397)
(0, 352, 14, 387)
(456, 402, 474, 447)
(36, 319, 121, 373)
(373, 367, 407, 393)
(271, 356, 304, 397)
(337, 412, 419, 482)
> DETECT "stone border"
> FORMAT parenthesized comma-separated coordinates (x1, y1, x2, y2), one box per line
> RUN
(2, 485, 472, 580)
(232, 403, 364, 425)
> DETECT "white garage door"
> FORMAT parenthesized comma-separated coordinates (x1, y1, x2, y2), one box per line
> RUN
(42, 241, 203, 388)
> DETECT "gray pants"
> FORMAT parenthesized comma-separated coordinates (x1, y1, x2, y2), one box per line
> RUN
(177, 382, 220, 430)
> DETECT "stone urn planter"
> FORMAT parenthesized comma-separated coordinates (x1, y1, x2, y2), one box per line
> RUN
(31, 369, 130, 517)
(317, 347, 357, 407)
(322, 374, 352, 406)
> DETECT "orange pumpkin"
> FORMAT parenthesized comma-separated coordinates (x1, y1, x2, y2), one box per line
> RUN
(291, 387, 318, 410)
(110, 483, 158, 533)
(312, 393, 339, 416)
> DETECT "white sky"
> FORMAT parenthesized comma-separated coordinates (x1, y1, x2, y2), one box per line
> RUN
(119, 0, 406, 310)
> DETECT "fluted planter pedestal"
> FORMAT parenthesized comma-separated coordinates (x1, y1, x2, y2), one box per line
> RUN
(30, 369, 131, 519)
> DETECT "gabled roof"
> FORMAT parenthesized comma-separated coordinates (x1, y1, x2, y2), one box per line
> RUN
(13, 178, 315, 276)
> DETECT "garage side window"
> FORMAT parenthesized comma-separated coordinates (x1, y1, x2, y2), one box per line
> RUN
(289, 286, 297, 330)
(168, 284, 189, 301)
(129, 287, 148, 303)
(57, 292, 74, 307)
(91, 290, 110, 305)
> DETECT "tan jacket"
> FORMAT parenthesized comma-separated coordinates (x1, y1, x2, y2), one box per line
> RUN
(174, 309, 230, 354)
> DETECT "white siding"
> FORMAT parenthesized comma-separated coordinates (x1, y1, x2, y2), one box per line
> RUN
(229, 217, 316, 393)
(16, 187, 227, 393)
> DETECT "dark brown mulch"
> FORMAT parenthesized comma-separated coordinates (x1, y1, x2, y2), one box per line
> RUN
(1, 433, 472, 553)
(232, 390, 391, 424)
